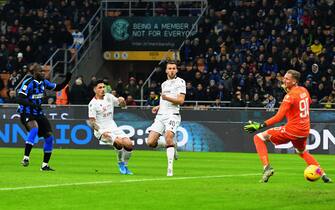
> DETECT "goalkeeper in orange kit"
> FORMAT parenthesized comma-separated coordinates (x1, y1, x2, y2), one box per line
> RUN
(244, 70, 332, 183)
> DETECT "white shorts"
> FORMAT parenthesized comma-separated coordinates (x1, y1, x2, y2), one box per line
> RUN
(94, 126, 128, 144)
(148, 114, 181, 135)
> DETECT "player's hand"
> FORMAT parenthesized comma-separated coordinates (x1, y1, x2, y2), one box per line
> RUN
(152, 106, 159, 114)
(244, 121, 266, 133)
(101, 132, 112, 140)
(118, 96, 125, 103)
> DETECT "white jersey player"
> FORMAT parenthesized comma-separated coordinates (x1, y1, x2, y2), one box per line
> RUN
(147, 61, 186, 176)
(88, 80, 133, 175)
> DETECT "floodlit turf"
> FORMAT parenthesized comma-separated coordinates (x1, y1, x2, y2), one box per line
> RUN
(0, 148, 334, 210)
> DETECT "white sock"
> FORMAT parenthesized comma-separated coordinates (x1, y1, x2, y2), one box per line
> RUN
(122, 149, 132, 166)
(116, 148, 123, 163)
(167, 147, 174, 169)
(42, 162, 48, 167)
(24, 155, 29, 160)
(157, 138, 166, 148)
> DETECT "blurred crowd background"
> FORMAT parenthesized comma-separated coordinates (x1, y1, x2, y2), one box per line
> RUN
(0, 0, 334, 109)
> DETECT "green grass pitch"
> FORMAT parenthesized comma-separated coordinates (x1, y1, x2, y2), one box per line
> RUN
(0, 148, 334, 210)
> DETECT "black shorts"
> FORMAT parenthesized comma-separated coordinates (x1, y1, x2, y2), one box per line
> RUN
(20, 114, 52, 138)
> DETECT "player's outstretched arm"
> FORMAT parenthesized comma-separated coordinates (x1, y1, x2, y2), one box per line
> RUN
(161, 94, 185, 105)
(244, 121, 267, 133)
(53, 72, 72, 91)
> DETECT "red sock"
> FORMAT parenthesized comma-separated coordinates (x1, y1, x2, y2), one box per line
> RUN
(299, 151, 319, 166)
(253, 135, 269, 167)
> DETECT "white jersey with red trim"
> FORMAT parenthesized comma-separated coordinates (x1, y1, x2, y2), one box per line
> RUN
(158, 77, 186, 115)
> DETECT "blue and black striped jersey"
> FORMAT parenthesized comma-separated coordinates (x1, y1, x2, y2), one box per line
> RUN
(17, 77, 56, 116)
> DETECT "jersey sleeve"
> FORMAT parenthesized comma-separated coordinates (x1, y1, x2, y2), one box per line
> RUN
(177, 79, 186, 95)
(18, 78, 32, 96)
(110, 94, 120, 106)
(265, 94, 292, 126)
(44, 79, 57, 90)
(88, 102, 97, 119)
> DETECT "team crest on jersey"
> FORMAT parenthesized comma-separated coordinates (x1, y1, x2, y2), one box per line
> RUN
(22, 85, 27, 91)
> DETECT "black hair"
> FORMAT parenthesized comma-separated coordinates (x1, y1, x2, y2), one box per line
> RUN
(93, 79, 105, 87)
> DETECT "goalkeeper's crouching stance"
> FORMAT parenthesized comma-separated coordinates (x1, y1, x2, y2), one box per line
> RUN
(87, 80, 133, 175)
(243, 70, 332, 183)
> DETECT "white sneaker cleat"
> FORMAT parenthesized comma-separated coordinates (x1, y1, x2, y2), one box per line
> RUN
(167, 168, 173, 177)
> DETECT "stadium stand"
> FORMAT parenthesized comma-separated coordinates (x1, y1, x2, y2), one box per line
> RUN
(1, 0, 334, 108)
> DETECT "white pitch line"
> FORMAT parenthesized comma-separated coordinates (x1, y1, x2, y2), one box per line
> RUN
(0, 173, 259, 191)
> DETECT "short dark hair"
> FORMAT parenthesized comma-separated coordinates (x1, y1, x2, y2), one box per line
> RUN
(166, 60, 177, 69)
(93, 79, 105, 87)
(287, 69, 301, 82)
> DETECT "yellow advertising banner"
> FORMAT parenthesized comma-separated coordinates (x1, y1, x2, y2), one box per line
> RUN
(103, 51, 180, 61)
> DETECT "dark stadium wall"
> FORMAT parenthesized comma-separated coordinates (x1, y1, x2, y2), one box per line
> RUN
(96, 61, 157, 87)
(75, 36, 104, 83)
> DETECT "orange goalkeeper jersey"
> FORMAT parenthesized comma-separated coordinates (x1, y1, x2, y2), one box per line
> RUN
(265, 86, 311, 137)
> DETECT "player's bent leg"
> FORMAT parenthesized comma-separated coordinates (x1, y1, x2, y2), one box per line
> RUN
(165, 131, 175, 177)
(21, 121, 39, 167)
(114, 138, 127, 175)
(113, 140, 124, 164)
(254, 133, 270, 167)
(121, 138, 133, 175)
(296, 149, 319, 166)
(254, 131, 274, 183)
(41, 132, 55, 171)
(295, 149, 332, 183)
(146, 131, 161, 148)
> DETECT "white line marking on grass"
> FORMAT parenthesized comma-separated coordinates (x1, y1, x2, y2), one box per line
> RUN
(0, 173, 259, 191)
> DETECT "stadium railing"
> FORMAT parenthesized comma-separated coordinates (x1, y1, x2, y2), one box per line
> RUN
(2, 101, 334, 111)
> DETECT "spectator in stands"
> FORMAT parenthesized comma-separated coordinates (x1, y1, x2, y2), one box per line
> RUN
(126, 95, 137, 106)
(124, 77, 140, 99)
(111, 90, 118, 97)
(5, 89, 16, 103)
(145, 91, 159, 106)
(13, 52, 26, 72)
(72, 29, 84, 49)
(185, 82, 195, 101)
(248, 93, 264, 107)
(115, 79, 125, 97)
(211, 98, 224, 109)
(69, 77, 88, 104)
(230, 91, 245, 107)
(310, 95, 322, 108)
(194, 83, 207, 101)
(56, 84, 69, 105)
(310, 39, 323, 56)
(7, 70, 21, 91)
(264, 94, 277, 111)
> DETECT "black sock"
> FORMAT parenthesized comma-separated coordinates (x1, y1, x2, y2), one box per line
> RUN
(43, 152, 52, 163)
(24, 144, 33, 157)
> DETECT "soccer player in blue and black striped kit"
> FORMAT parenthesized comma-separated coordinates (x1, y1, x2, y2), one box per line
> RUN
(16, 63, 72, 171)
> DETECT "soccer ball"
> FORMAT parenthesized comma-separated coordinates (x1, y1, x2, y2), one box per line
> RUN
(304, 165, 322, 182)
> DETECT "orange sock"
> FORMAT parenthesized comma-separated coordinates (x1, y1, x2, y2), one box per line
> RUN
(298, 151, 319, 166)
(253, 135, 269, 167)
